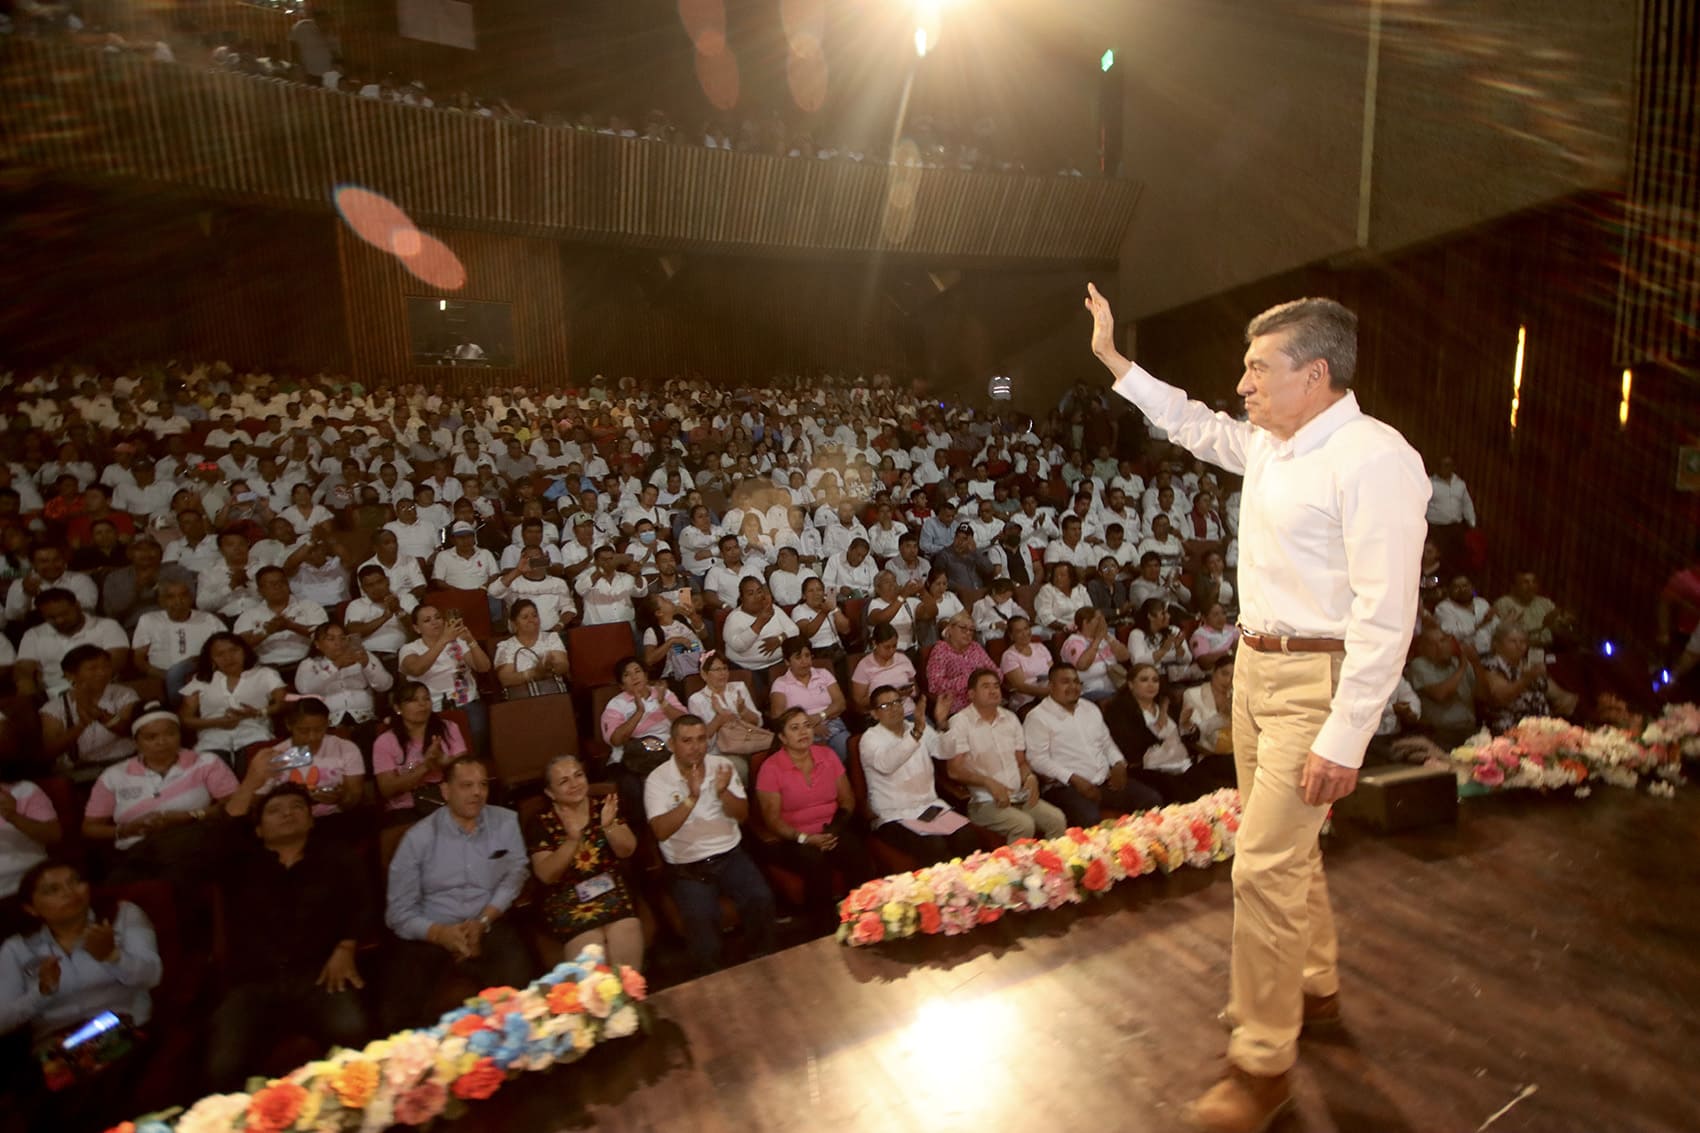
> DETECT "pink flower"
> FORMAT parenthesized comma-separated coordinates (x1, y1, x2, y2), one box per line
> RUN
(1473, 763, 1505, 787)
(851, 912, 884, 945)
(620, 966, 648, 1001)
(393, 1081, 448, 1125)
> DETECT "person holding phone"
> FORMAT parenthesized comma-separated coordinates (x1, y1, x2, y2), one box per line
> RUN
(860, 687, 979, 866)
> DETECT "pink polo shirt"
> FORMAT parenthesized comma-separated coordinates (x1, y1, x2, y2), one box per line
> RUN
(769, 666, 839, 717)
(85, 750, 239, 850)
(755, 746, 844, 835)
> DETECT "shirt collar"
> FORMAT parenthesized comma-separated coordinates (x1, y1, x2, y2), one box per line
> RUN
(1278, 391, 1362, 457)
(128, 749, 197, 775)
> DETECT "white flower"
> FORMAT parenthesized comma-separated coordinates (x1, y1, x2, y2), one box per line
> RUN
(606, 1005, 640, 1039)
(176, 1094, 250, 1133)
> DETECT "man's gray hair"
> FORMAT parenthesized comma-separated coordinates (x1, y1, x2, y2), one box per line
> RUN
(1245, 298, 1358, 390)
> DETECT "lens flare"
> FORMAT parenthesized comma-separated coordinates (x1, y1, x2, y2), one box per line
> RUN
(333, 185, 417, 253)
(695, 44, 741, 111)
(787, 36, 828, 113)
(678, 0, 727, 55)
(396, 231, 467, 290)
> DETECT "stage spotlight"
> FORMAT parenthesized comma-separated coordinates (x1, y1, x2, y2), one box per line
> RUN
(914, 26, 930, 57)
(988, 375, 1012, 400)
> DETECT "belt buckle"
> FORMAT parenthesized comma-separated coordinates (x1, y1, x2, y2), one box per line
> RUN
(1280, 635, 1291, 655)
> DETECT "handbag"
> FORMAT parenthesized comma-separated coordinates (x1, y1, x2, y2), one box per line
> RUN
(622, 736, 672, 778)
(502, 645, 568, 701)
(709, 691, 774, 755)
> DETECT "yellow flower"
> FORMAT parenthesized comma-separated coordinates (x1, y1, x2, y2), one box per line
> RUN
(293, 1084, 324, 1129)
(596, 973, 623, 1005)
(328, 1059, 379, 1109)
(881, 901, 908, 924)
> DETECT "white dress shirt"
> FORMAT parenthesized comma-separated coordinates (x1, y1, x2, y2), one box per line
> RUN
(489, 573, 576, 631)
(859, 723, 950, 824)
(1426, 474, 1476, 526)
(1114, 363, 1430, 768)
(294, 652, 394, 723)
(1023, 696, 1126, 785)
(721, 607, 799, 669)
(573, 569, 646, 626)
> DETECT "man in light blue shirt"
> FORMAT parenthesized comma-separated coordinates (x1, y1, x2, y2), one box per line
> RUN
(383, 755, 531, 1029)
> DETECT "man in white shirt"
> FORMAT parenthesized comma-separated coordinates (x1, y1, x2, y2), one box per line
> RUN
(644, 716, 776, 974)
(133, 578, 224, 699)
(383, 499, 440, 563)
(1023, 663, 1162, 828)
(573, 545, 646, 631)
(344, 564, 416, 663)
(703, 536, 764, 610)
(1043, 516, 1101, 576)
(1425, 455, 1476, 575)
(163, 509, 224, 576)
(16, 589, 131, 698)
(1089, 285, 1428, 1129)
(490, 548, 577, 633)
(431, 523, 498, 591)
(233, 567, 328, 671)
(945, 669, 1066, 843)
(766, 547, 818, 609)
(196, 531, 266, 620)
(859, 689, 979, 865)
(1434, 574, 1497, 657)
(4, 545, 99, 625)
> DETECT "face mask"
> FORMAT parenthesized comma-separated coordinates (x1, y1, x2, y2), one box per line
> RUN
(640, 530, 657, 544)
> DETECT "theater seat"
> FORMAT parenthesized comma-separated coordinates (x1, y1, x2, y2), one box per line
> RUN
(568, 623, 638, 692)
(490, 693, 580, 788)
(423, 587, 493, 640)
(845, 734, 921, 876)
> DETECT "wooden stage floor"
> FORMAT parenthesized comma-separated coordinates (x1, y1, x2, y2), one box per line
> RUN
(454, 789, 1700, 1133)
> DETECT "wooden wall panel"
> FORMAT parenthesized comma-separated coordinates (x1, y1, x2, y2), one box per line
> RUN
(0, 38, 1140, 266)
(337, 224, 570, 388)
(1132, 194, 1700, 647)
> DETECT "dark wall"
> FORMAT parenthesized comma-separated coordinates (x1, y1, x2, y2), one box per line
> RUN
(0, 182, 347, 373)
(1131, 194, 1700, 647)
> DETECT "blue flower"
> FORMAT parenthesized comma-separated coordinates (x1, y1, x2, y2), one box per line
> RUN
(468, 1029, 501, 1055)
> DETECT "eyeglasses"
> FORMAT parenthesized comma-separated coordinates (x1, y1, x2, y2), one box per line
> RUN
(873, 700, 902, 711)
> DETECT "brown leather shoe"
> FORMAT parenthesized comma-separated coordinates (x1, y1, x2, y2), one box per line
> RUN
(1216, 994, 1342, 1034)
(1182, 1066, 1292, 1133)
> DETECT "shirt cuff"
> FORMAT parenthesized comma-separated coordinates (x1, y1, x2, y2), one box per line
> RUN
(1112, 360, 1166, 410)
(395, 914, 434, 942)
(1311, 715, 1371, 770)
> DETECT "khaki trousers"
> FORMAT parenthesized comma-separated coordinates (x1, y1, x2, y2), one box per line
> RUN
(967, 796, 1068, 843)
(1226, 645, 1343, 1076)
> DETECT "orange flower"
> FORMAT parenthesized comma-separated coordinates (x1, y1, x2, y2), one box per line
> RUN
(620, 966, 648, 1001)
(1067, 828, 1091, 844)
(1034, 848, 1064, 872)
(1117, 843, 1145, 875)
(450, 1014, 490, 1036)
(976, 906, 1002, 925)
(479, 986, 517, 1004)
(329, 1058, 380, 1109)
(918, 902, 943, 934)
(1082, 859, 1111, 893)
(246, 1081, 309, 1133)
(104, 1125, 135, 1133)
(547, 981, 584, 1014)
(451, 1057, 505, 1101)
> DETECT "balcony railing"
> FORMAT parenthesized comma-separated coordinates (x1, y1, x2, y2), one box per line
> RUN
(0, 38, 1141, 265)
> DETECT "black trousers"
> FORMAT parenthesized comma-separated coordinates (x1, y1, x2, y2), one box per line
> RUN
(1128, 758, 1238, 805)
(1043, 777, 1164, 828)
(206, 973, 371, 1091)
(763, 811, 875, 929)
(380, 919, 535, 1032)
(872, 819, 981, 866)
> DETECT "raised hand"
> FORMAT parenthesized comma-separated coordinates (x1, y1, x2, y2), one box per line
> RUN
(83, 919, 117, 962)
(713, 764, 734, 793)
(601, 793, 620, 826)
(1085, 283, 1119, 361)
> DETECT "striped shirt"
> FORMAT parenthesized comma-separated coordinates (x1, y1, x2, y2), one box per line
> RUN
(84, 750, 238, 850)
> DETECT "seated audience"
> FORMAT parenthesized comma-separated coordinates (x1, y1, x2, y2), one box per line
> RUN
(645, 715, 777, 974)
(526, 755, 641, 970)
(248, 698, 366, 826)
(295, 621, 394, 727)
(851, 623, 920, 716)
(1188, 603, 1239, 669)
(16, 588, 130, 699)
(860, 688, 979, 865)
(755, 708, 874, 930)
(40, 644, 140, 782)
(0, 764, 60, 908)
(913, 568, 965, 649)
(131, 577, 223, 704)
(178, 632, 287, 764)
(1128, 598, 1204, 684)
(398, 604, 492, 756)
(768, 637, 851, 760)
(203, 782, 371, 1090)
(371, 681, 467, 819)
(1481, 623, 1576, 733)
(1059, 607, 1131, 702)
(1493, 570, 1558, 648)
(0, 860, 163, 1129)
(600, 656, 689, 817)
(343, 563, 415, 670)
(972, 576, 1025, 641)
(866, 570, 920, 652)
(493, 598, 571, 698)
(1025, 663, 1164, 824)
(383, 755, 531, 1030)
(722, 577, 797, 690)
(641, 594, 707, 685)
(1435, 575, 1497, 657)
(999, 615, 1053, 711)
(231, 565, 327, 680)
(82, 705, 242, 879)
(946, 669, 1068, 842)
(1034, 561, 1091, 640)
(789, 576, 849, 664)
(1406, 627, 1480, 748)
(686, 652, 762, 785)
(1104, 664, 1237, 804)
(1181, 656, 1236, 756)
(926, 611, 996, 715)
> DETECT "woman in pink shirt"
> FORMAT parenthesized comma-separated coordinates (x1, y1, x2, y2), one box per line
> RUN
(767, 637, 850, 761)
(755, 709, 873, 931)
(999, 615, 1054, 712)
(371, 681, 468, 818)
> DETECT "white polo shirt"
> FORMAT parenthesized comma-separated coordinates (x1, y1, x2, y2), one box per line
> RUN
(17, 616, 129, 697)
(431, 546, 499, 590)
(643, 755, 746, 865)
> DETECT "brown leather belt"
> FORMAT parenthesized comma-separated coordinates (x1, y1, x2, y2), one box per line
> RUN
(1237, 627, 1346, 654)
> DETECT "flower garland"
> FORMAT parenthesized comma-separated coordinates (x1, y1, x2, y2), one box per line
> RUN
(106, 945, 647, 1133)
(836, 789, 1242, 947)
(1450, 703, 1696, 797)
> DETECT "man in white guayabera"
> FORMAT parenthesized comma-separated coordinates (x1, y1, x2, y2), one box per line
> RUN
(1085, 284, 1429, 1133)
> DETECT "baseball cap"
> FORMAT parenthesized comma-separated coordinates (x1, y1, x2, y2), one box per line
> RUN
(570, 512, 594, 527)
(450, 521, 476, 536)
(955, 522, 974, 535)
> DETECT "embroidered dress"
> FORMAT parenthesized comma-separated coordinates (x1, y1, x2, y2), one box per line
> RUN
(523, 807, 635, 938)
